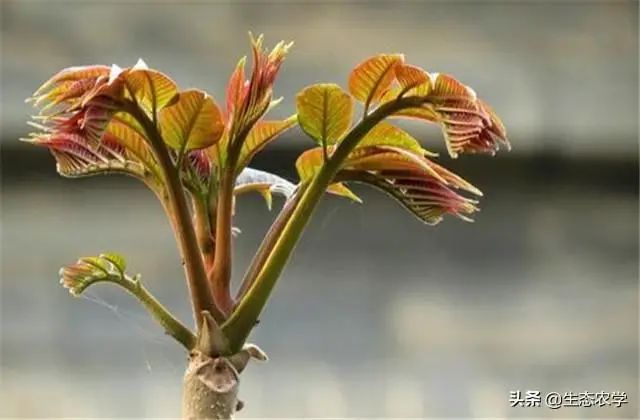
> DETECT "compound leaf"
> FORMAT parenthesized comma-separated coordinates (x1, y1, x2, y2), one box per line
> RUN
(24, 130, 147, 180)
(60, 254, 128, 296)
(386, 72, 509, 157)
(337, 169, 478, 225)
(335, 145, 482, 224)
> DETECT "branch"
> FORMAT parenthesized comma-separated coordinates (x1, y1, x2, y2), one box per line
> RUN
(192, 194, 216, 272)
(60, 255, 196, 350)
(208, 122, 257, 315)
(209, 164, 235, 315)
(234, 187, 304, 301)
(122, 275, 196, 349)
(222, 96, 430, 350)
(123, 102, 223, 327)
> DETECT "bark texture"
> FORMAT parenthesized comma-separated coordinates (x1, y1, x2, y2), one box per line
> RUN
(182, 351, 241, 419)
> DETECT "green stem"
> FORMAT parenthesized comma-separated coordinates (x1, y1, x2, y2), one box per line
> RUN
(124, 102, 222, 327)
(90, 273, 196, 350)
(223, 96, 428, 350)
(124, 275, 196, 350)
(234, 187, 305, 302)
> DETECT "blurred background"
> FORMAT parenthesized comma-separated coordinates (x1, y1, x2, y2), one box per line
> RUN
(1, 1, 638, 418)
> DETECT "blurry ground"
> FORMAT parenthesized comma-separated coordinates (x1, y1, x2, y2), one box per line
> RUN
(1, 1, 638, 418)
(1, 149, 637, 418)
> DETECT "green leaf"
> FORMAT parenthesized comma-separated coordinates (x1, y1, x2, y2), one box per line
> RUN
(296, 83, 353, 147)
(295, 147, 325, 180)
(326, 182, 362, 203)
(159, 89, 225, 150)
(79, 256, 110, 274)
(357, 121, 433, 156)
(123, 60, 179, 115)
(29, 65, 111, 109)
(295, 147, 361, 202)
(60, 254, 127, 296)
(237, 116, 297, 170)
(100, 252, 127, 275)
(395, 63, 430, 94)
(385, 73, 509, 158)
(295, 131, 483, 214)
(24, 109, 164, 186)
(348, 54, 404, 111)
(336, 169, 478, 225)
(24, 130, 148, 180)
(332, 142, 481, 224)
(331, 141, 481, 224)
(106, 112, 159, 175)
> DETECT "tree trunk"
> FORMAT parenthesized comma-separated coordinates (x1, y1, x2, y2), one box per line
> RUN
(182, 351, 242, 419)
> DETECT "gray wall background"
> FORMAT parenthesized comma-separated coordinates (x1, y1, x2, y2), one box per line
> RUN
(1, 1, 638, 418)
